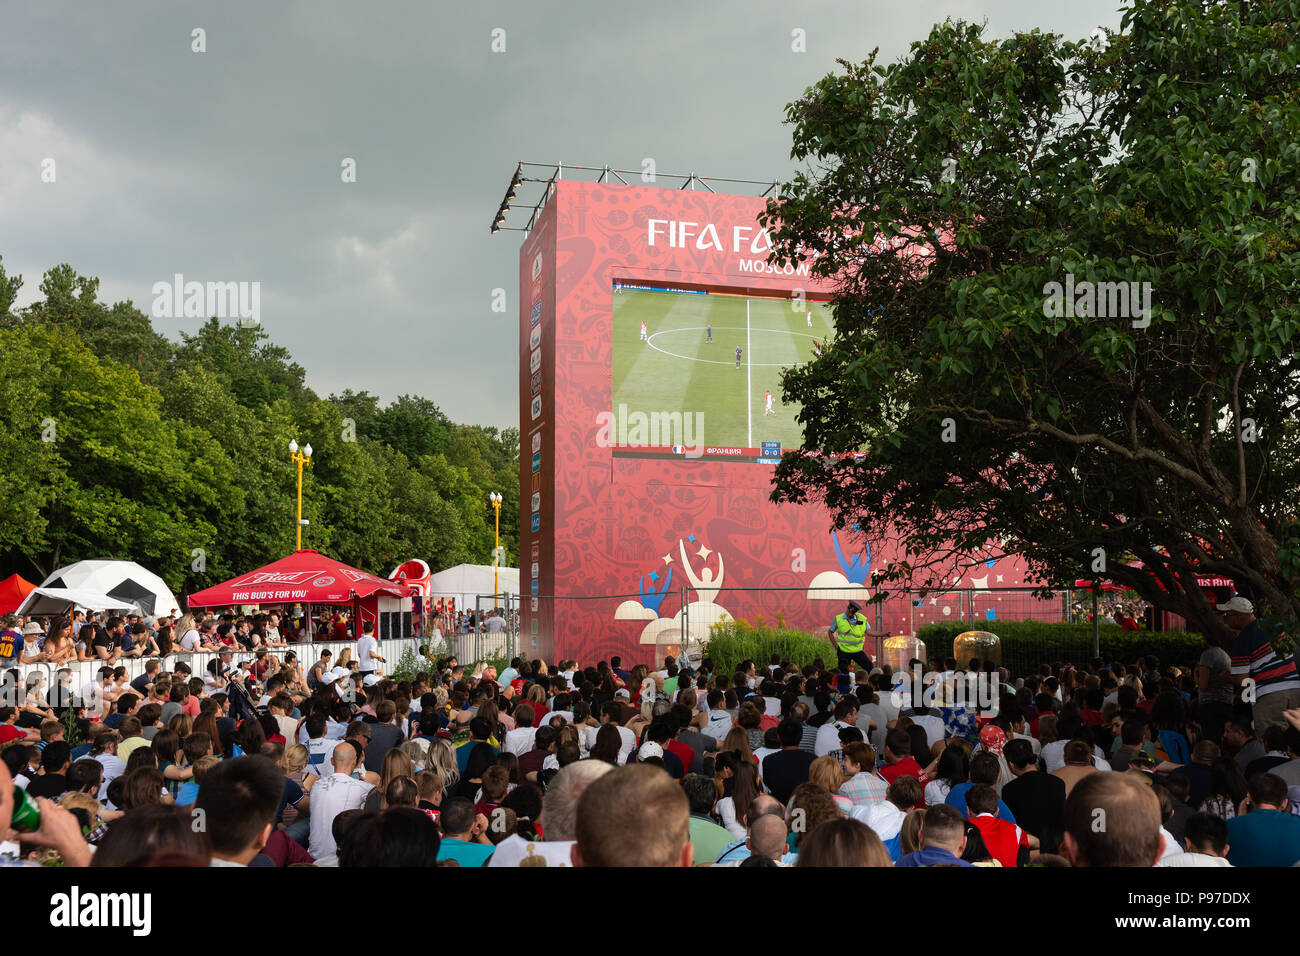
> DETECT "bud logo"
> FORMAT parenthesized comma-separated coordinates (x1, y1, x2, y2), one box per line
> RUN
(312, 576, 336, 587)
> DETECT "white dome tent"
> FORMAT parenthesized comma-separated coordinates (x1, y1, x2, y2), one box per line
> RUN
(40, 560, 181, 617)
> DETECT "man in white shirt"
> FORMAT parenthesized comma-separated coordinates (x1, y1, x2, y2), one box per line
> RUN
(308, 742, 374, 859)
(355, 622, 383, 677)
(815, 698, 860, 759)
(504, 703, 539, 756)
(1157, 813, 1233, 867)
(702, 691, 733, 741)
(485, 611, 507, 634)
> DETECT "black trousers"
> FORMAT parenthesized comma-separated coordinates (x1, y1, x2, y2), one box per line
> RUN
(836, 648, 873, 674)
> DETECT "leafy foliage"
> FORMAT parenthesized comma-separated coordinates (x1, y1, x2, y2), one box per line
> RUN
(915, 620, 1205, 673)
(764, 1, 1300, 639)
(0, 260, 518, 595)
(705, 619, 835, 677)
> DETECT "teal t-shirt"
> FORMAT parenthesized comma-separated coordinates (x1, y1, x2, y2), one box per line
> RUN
(438, 838, 495, 867)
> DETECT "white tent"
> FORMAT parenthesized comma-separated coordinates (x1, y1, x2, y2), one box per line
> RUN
(17, 587, 137, 616)
(40, 560, 180, 617)
(425, 563, 519, 607)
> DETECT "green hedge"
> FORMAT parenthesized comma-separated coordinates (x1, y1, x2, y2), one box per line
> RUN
(705, 619, 834, 677)
(705, 619, 1205, 681)
(914, 621, 1205, 674)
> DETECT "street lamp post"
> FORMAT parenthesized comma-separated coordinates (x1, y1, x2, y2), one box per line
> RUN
(489, 492, 503, 598)
(289, 439, 313, 551)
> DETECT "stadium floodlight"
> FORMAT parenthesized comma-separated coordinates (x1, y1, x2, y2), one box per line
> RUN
(490, 223, 500, 234)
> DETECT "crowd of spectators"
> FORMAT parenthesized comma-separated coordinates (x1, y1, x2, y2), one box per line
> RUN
(3, 593, 1300, 868)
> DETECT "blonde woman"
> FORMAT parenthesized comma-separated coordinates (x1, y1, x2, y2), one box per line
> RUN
(175, 613, 201, 653)
(809, 755, 853, 814)
(336, 648, 353, 671)
(427, 737, 461, 791)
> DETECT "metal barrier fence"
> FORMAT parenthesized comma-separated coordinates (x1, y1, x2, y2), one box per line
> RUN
(516, 585, 1132, 675)
(1, 637, 426, 712)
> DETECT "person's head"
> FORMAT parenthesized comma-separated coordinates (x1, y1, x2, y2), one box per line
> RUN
(884, 727, 910, 762)
(66, 759, 103, 795)
(42, 741, 71, 774)
(385, 776, 420, 809)
(918, 803, 967, 856)
(540, 760, 613, 842)
(340, 807, 440, 867)
(1224, 717, 1253, 750)
(1062, 739, 1093, 767)
(681, 773, 717, 816)
(809, 755, 844, 794)
(194, 755, 283, 863)
(966, 783, 999, 816)
(795, 817, 891, 867)
(1183, 812, 1230, 857)
(480, 765, 510, 804)
(1062, 772, 1161, 867)
(1004, 738, 1035, 772)
(1245, 772, 1289, 812)
(573, 764, 691, 867)
(841, 741, 875, 776)
(331, 741, 358, 775)
(969, 751, 1001, 785)
(886, 775, 923, 812)
(438, 796, 477, 839)
(90, 804, 211, 867)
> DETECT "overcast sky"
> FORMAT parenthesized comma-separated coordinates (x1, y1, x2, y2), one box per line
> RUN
(0, 1, 1121, 429)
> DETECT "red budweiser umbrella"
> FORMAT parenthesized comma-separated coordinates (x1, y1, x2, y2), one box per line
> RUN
(188, 549, 413, 608)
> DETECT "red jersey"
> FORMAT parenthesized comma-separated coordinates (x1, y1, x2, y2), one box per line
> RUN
(877, 757, 928, 807)
(968, 813, 1028, 867)
(665, 740, 695, 772)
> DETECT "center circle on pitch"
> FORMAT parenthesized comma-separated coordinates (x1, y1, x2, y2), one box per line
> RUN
(645, 326, 823, 367)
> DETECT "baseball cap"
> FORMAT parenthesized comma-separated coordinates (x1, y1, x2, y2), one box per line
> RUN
(614, 688, 630, 699)
(637, 742, 664, 761)
(1216, 596, 1254, 614)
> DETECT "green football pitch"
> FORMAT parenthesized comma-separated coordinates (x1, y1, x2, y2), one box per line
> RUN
(611, 288, 834, 451)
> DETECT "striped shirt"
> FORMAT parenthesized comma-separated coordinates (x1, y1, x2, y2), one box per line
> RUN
(1231, 620, 1300, 699)
(840, 771, 888, 808)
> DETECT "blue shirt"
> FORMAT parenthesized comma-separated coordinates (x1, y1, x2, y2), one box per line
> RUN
(437, 838, 494, 867)
(1226, 809, 1300, 867)
(177, 780, 200, 805)
(945, 783, 1016, 824)
(0, 628, 24, 663)
(897, 846, 974, 867)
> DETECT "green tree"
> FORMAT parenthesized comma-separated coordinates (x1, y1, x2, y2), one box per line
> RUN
(21, 265, 173, 380)
(0, 325, 217, 584)
(764, 0, 1300, 638)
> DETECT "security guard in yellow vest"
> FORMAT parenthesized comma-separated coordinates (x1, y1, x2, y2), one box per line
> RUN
(828, 601, 876, 675)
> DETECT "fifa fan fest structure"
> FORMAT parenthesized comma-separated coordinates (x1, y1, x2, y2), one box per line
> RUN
(498, 166, 1041, 666)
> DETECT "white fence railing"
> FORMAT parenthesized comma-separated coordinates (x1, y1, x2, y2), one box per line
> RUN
(3, 638, 427, 710)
